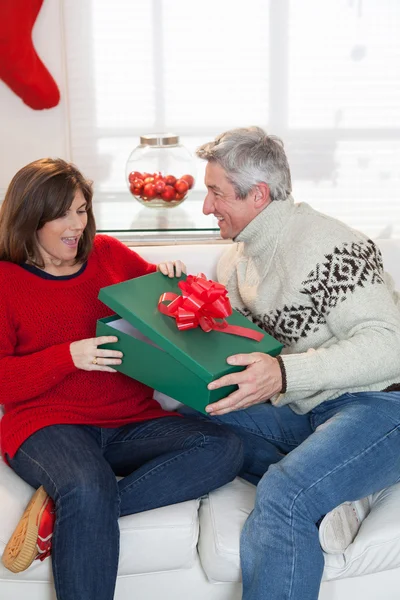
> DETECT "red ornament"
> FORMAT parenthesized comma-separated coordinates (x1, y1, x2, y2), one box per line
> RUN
(132, 179, 144, 191)
(181, 174, 195, 189)
(161, 185, 176, 201)
(154, 180, 166, 194)
(165, 175, 177, 186)
(174, 179, 189, 195)
(143, 183, 157, 198)
(128, 171, 143, 184)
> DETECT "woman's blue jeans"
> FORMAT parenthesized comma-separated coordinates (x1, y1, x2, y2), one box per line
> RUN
(8, 415, 243, 600)
(202, 391, 400, 600)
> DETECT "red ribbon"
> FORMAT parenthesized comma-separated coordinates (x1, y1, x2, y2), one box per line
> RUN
(158, 274, 264, 342)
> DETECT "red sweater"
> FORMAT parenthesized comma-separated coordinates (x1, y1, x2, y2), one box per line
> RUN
(0, 234, 177, 459)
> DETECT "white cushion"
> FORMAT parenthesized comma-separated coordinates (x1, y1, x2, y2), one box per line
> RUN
(198, 477, 400, 583)
(118, 499, 200, 576)
(0, 455, 200, 581)
(198, 477, 255, 582)
(323, 482, 400, 580)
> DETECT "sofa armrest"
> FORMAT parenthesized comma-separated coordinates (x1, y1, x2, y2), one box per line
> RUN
(0, 455, 36, 548)
(323, 482, 400, 580)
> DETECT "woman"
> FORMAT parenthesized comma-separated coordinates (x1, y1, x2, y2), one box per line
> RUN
(0, 158, 243, 599)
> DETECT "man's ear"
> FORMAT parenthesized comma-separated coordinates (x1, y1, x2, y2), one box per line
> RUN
(254, 183, 271, 210)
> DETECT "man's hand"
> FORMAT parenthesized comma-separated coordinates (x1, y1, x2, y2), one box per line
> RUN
(205, 353, 283, 416)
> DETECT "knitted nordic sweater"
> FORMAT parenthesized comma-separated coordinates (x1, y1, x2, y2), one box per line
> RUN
(217, 196, 400, 414)
(0, 234, 177, 459)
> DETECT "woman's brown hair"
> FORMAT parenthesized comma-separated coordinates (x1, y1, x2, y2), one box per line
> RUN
(0, 158, 96, 267)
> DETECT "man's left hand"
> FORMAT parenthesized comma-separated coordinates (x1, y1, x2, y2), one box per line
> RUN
(205, 353, 283, 416)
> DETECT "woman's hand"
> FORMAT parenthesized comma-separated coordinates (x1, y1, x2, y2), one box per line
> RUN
(70, 336, 123, 372)
(157, 260, 186, 278)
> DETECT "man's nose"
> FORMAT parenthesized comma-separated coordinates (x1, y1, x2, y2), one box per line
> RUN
(203, 193, 214, 215)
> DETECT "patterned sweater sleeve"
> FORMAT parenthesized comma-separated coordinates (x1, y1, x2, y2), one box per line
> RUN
(279, 241, 400, 395)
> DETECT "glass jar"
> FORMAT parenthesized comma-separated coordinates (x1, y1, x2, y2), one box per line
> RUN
(125, 134, 196, 208)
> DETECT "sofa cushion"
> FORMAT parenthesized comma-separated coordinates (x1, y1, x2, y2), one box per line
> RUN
(323, 482, 400, 580)
(118, 499, 200, 576)
(0, 454, 200, 581)
(198, 477, 255, 582)
(198, 477, 400, 583)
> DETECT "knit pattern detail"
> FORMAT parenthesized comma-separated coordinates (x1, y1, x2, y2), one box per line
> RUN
(237, 240, 385, 346)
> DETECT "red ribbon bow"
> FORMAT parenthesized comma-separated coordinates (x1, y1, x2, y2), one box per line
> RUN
(158, 274, 264, 341)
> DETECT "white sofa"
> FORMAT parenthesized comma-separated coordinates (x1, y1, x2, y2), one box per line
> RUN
(1, 238, 400, 600)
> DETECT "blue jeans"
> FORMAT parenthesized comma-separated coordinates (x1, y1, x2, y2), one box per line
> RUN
(185, 391, 400, 600)
(8, 415, 243, 600)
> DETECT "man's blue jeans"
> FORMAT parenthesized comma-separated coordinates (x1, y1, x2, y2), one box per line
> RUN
(206, 391, 400, 600)
(8, 415, 243, 600)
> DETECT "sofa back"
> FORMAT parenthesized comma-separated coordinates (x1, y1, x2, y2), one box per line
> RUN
(136, 239, 400, 288)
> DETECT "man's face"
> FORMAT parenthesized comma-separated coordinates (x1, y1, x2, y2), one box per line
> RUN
(202, 162, 260, 239)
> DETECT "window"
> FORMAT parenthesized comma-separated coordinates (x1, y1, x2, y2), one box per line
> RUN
(62, 0, 400, 237)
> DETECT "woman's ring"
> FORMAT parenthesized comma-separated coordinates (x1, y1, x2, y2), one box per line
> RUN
(92, 357, 98, 365)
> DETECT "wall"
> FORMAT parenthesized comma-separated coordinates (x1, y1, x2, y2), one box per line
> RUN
(0, 0, 69, 196)
(1, 1, 399, 240)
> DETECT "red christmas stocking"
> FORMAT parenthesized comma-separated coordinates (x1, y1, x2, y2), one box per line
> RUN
(0, 0, 60, 110)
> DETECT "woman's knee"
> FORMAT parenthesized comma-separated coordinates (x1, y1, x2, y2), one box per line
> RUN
(192, 420, 244, 479)
(55, 467, 118, 509)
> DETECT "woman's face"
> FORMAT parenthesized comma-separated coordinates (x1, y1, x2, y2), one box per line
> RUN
(36, 190, 88, 266)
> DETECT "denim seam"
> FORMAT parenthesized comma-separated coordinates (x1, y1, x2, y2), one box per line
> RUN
(286, 422, 400, 599)
(17, 449, 64, 597)
(119, 443, 205, 497)
(51, 479, 120, 599)
(225, 423, 300, 447)
(246, 413, 301, 447)
(105, 430, 207, 446)
(18, 448, 60, 497)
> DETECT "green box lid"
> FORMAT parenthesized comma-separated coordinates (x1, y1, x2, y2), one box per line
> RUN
(98, 272, 283, 382)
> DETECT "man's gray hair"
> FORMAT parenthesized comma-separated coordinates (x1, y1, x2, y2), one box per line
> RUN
(196, 126, 292, 201)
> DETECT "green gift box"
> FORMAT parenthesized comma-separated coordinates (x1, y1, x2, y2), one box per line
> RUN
(96, 272, 283, 414)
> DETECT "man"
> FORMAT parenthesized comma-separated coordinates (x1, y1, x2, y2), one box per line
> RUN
(195, 127, 400, 600)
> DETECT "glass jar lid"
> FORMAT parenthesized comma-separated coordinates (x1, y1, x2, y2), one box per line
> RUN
(139, 133, 179, 147)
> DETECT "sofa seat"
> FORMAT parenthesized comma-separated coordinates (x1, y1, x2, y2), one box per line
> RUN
(198, 477, 400, 583)
(2, 463, 400, 598)
(0, 454, 200, 583)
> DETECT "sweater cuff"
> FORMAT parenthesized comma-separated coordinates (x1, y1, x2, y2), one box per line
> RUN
(276, 355, 287, 394)
(279, 351, 321, 393)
